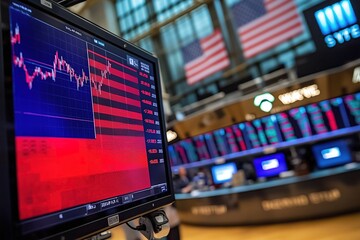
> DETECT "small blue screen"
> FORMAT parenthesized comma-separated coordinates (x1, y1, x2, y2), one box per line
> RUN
(211, 162, 237, 184)
(253, 153, 288, 178)
(312, 139, 352, 168)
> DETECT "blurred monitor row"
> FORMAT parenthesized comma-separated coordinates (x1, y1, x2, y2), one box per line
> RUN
(211, 138, 353, 186)
(168, 93, 360, 166)
(193, 138, 357, 192)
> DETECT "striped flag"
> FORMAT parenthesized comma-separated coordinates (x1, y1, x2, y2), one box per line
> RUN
(231, 0, 303, 59)
(181, 29, 230, 85)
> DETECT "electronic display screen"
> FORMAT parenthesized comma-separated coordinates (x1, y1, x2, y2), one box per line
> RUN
(204, 132, 220, 158)
(298, 0, 360, 77)
(303, 0, 360, 51)
(193, 135, 211, 161)
(4, 0, 172, 236)
(211, 162, 237, 184)
(312, 139, 352, 168)
(253, 153, 288, 178)
(169, 93, 360, 167)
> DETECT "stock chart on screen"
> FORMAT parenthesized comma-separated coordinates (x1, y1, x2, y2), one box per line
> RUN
(169, 93, 360, 167)
(10, 2, 166, 221)
(11, 22, 95, 138)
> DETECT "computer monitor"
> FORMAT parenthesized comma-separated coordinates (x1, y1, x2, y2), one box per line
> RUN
(0, 0, 174, 239)
(211, 162, 237, 184)
(312, 139, 352, 169)
(253, 153, 288, 178)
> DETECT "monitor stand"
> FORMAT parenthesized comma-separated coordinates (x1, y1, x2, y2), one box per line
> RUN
(138, 210, 170, 240)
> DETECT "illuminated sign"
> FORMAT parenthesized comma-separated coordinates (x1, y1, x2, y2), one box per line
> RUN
(261, 189, 341, 211)
(315, 0, 360, 48)
(278, 84, 320, 105)
(254, 93, 275, 112)
(166, 130, 178, 142)
(353, 67, 360, 83)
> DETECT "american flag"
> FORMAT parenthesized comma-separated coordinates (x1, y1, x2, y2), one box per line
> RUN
(231, 0, 303, 59)
(181, 29, 230, 85)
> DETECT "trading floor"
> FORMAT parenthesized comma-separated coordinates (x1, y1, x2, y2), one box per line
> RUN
(110, 212, 360, 240)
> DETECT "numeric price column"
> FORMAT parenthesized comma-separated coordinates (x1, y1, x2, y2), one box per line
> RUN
(138, 61, 167, 187)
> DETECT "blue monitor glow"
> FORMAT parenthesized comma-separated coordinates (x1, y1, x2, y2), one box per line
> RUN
(312, 139, 352, 169)
(300, 0, 360, 77)
(253, 153, 288, 178)
(304, 0, 360, 50)
(211, 162, 238, 184)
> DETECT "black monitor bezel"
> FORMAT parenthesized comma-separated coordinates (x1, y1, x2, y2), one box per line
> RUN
(0, 0, 174, 239)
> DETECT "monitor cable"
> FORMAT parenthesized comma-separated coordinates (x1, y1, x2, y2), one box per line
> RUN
(126, 222, 146, 231)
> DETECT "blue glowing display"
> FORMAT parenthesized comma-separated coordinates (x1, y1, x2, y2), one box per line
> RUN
(253, 153, 288, 178)
(211, 162, 237, 184)
(312, 139, 352, 168)
(314, 0, 360, 48)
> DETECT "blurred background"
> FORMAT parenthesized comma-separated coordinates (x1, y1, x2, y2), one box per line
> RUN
(69, 0, 360, 239)
(70, 0, 360, 137)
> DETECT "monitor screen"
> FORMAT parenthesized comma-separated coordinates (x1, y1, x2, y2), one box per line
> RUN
(0, 0, 173, 239)
(297, 0, 360, 76)
(211, 162, 237, 184)
(253, 153, 288, 178)
(303, 0, 360, 52)
(312, 139, 352, 169)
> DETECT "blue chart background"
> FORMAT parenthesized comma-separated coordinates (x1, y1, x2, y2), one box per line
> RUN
(10, 8, 95, 138)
